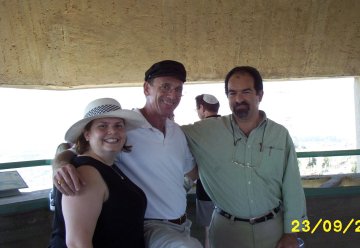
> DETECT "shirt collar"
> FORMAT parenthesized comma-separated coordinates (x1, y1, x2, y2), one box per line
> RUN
(206, 114, 221, 118)
(229, 110, 268, 138)
(258, 110, 268, 128)
(133, 108, 152, 128)
(229, 110, 267, 127)
(133, 108, 176, 129)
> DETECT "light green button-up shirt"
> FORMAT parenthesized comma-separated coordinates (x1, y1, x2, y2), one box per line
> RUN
(182, 112, 307, 232)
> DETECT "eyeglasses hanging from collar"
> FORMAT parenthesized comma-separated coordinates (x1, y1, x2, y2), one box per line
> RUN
(230, 115, 267, 167)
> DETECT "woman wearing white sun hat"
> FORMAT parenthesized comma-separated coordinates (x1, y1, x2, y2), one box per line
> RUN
(49, 98, 147, 248)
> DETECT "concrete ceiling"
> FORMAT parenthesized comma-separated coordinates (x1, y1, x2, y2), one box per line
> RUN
(0, 0, 359, 89)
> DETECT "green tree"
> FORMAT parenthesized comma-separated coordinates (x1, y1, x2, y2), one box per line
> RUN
(307, 157, 317, 168)
(322, 157, 330, 169)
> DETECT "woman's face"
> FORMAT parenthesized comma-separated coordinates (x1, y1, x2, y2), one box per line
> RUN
(84, 117, 126, 155)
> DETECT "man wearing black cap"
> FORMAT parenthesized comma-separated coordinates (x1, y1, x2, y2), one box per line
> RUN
(123, 60, 201, 247)
(194, 94, 220, 248)
(53, 60, 202, 248)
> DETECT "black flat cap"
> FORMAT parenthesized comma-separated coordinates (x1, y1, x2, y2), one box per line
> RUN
(145, 60, 186, 82)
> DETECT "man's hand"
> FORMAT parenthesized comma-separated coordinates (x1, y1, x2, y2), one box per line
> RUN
(53, 162, 85, 195)
(276, 233, 298, 248)
(52, 148, 85, 195)
(185, 165, 199, 182)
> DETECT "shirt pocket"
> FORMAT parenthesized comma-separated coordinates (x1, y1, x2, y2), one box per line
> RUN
(252, 145, 285, 180)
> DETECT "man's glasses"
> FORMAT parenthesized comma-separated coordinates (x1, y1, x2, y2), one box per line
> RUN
(230, 115, 268, 167)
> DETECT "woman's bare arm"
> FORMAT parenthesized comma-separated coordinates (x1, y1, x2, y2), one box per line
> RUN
(62, 166, 106, 247)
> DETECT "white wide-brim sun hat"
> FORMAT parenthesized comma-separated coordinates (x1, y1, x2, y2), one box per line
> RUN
(65, 98, 144, 143)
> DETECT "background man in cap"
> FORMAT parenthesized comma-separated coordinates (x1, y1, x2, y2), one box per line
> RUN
(182, 66, 307, 248)
(194, 94, 220, 248)
(195, 94, 220, 120)
(53, 60, 202, 248)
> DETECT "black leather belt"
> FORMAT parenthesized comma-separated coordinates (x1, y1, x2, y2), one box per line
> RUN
(145, 213, 187, 225)
(217, 206, 281, 225)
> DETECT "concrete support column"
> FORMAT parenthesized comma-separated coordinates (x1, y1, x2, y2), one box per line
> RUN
(355, 77, 360, 172)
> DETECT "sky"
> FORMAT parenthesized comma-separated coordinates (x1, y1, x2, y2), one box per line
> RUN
(0, 77, 356, 163)
(0, 77, 357, 191)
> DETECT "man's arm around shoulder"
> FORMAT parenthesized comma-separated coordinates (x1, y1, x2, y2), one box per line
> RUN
(52, 146, 85, 195)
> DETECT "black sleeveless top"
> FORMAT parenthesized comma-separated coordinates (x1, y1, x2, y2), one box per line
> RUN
(49, 156, 147, 248)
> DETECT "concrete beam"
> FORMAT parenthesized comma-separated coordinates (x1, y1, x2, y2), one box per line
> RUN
(0, 0, 359, 89)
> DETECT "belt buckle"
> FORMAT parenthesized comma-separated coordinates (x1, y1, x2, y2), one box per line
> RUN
(249, 217, 257, 224)
(170, 214, 186, 225)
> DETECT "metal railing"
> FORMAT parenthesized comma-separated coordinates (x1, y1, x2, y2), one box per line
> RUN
(297, 149, 360, 158)
(1, 149, 360, 215)
(0, 159, 52, 170)
(1, 149, 359, 170)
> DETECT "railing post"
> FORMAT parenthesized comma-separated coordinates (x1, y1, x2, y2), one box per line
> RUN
(355, 77, 360, 172)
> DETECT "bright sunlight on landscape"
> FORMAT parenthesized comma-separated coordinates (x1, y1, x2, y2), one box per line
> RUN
(0, 77, 357, 191)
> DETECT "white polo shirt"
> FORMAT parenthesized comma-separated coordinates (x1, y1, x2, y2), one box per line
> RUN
(115, 109, 195, 219)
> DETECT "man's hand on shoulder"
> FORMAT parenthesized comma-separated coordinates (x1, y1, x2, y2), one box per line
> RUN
(53, 161, 85, 195)
(52, 147, 85, 195)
